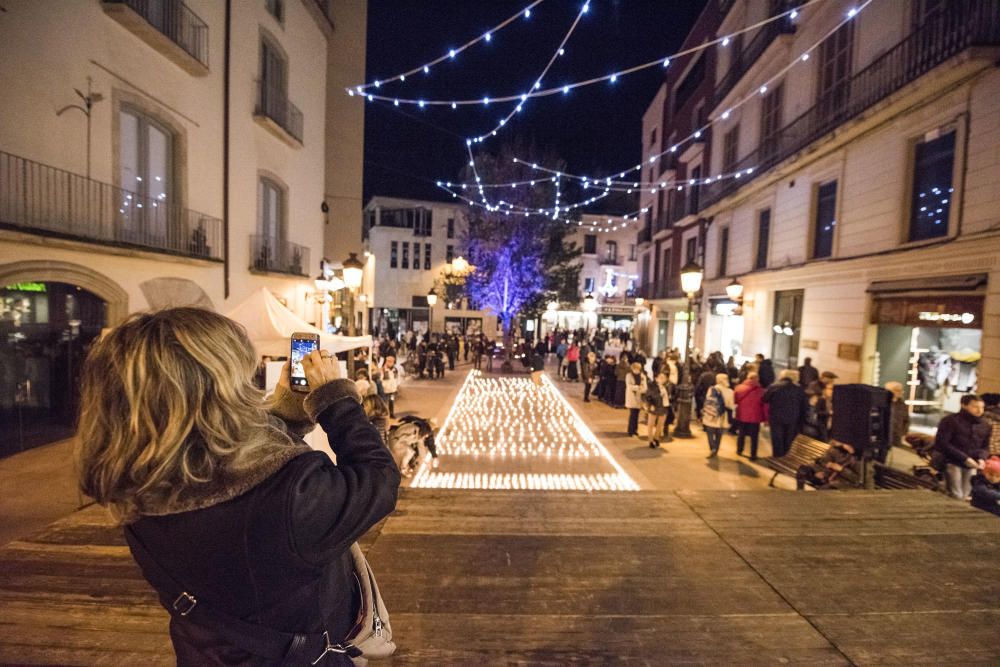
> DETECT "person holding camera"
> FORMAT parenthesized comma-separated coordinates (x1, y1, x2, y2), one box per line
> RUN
(75, 308, 400, 665)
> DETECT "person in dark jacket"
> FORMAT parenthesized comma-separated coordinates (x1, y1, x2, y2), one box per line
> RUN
(75, 308, 400, 666)
(763, 369, 808, 457)
(613, 355, 630, 408)
(970, 457, 1000, 517)
(935, 394, 991, 500)
(797, 357, 820, 388)
(757, 356, 776, 388)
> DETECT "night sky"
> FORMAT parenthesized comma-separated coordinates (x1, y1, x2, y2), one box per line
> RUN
(362, 0, 705, 209)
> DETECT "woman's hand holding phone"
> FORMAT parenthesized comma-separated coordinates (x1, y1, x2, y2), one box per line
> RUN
(301, 349, 341, 390)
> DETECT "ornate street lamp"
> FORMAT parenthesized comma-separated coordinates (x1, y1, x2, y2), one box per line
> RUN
(673, 261, 704, 438)
(426, 289, 438, 333)
(342, 252, 365, 376)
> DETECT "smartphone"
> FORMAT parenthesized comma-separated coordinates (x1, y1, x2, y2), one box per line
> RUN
(290, 332, 321, 392)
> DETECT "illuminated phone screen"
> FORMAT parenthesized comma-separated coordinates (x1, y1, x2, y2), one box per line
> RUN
(290, 337, 319, 388)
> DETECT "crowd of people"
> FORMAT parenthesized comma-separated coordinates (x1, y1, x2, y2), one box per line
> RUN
(538, 329, 1000, 515)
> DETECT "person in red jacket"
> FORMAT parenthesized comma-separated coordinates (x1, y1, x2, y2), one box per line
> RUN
(734, 371, 767, 460)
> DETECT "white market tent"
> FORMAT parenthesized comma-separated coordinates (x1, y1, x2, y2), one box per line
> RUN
(225, 287, 371, 357)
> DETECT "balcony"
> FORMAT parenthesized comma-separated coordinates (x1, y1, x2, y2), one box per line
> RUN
(250, 235, 310, 276)
(599, 253, 622, 266)
(255, 80, 304, 146)
(704, 0, 1000, 209)
(638, 225, 652, 244)
(102, 0, 209, 75)
(714, 6, 797, 106)
(0, 150, 222, 260)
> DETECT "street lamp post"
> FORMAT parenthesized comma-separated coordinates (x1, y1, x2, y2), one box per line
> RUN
(426, 290, 438, 334)
(582, 292, 597, 332)
(342, 252, 364, 377)
(672, 261, 704, 438)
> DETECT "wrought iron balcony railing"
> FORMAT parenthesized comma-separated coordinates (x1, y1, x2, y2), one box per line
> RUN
(599, 254, 622, 266)
(714, 5, 797, 105)
(103, 0, 209, 70)
(250, 235, 310, 276)
(0, 150, 222, 260)
(255, 80, 304, 143)
(704, 0, 1000, 209)
(638, 225, 652, 244)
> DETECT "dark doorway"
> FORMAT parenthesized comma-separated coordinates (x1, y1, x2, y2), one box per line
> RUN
(0, 282, 107, 457)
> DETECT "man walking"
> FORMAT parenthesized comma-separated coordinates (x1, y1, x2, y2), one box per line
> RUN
(763, 369, 807, 457)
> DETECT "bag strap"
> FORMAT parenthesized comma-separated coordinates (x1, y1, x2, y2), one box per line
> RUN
(124, 526, 361, 665)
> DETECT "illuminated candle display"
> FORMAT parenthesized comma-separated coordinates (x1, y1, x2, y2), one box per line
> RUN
(411, 370, 639, 491)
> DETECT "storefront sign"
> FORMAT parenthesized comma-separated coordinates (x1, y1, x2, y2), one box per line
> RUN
(837, 343, 861, 361)
(709, 298, 740, 316)
(3, 282, 46, 292)
(598, 305, 636, 316)
(917, 311, 975, 325)
(871, 295, 983, 329)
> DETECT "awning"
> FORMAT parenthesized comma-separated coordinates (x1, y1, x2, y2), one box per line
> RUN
(867, 273, 987, 294)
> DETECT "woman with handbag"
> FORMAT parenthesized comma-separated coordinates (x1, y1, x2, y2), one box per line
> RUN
(76, 308, 400, 665)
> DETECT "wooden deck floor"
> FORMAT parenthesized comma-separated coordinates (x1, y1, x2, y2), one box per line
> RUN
(1, 489, 998, 665)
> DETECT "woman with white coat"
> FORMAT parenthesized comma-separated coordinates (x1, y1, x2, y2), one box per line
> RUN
(702, 373, 735, 458)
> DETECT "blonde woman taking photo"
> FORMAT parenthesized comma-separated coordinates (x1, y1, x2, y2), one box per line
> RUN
(76, 308, 400, 665)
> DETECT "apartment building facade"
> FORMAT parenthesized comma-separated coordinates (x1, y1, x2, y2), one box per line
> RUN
(636, 1, 725, 357)
(0, 0, 364, 453)
(363, 196, 497, 338)
(653, 0, 1000, 428)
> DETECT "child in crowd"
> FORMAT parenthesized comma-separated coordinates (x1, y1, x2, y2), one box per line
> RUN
(971, 457, 1000, 517)
(361, 394, 390, 444)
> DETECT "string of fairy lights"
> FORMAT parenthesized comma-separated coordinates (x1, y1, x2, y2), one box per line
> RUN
(356, 0, 872, 230)
(349, 0, 831, 109)
(512, 2, 872, 194)
(351, 0, 547, 93)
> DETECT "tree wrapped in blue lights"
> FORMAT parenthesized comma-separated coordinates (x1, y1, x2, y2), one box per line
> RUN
(461, 142, 581, 365)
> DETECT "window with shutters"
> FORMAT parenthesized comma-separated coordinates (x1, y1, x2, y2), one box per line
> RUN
(813, 181, 837, 258)
(760, 83, 783, 162)
(755, 209, 770, 270)
(817, 22, 854, 120)
(718, 227, 729, 277)
(723, 125, 740, 174)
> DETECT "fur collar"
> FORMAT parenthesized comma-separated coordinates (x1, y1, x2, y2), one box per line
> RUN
(135, 421, 313, 518)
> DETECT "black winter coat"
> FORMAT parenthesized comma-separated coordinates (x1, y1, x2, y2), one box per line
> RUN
(763, 379, 808, 426)
(934, 410, 990, 466)
(127, 380, 400, 666)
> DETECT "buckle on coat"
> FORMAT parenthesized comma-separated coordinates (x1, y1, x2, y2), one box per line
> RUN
(172, 592, 198, 616)
(311, 631, 355, 665)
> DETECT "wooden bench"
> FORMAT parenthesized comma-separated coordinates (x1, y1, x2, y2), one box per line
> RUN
(873, 462, 942, 492)
(763, 434, 861, 489)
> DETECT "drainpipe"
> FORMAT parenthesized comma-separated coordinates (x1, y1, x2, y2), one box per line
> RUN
(223, 0, 232, 298)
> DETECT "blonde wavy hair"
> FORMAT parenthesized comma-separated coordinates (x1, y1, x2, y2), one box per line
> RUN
(76, 308, 273, 522)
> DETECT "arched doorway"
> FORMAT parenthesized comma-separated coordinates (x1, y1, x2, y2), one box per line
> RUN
(1, 281, 108, 456)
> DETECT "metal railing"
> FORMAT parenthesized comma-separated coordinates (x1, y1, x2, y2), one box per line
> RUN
(256, 80, 304, 143)
(715, 6, 797, 106)
(250, 235, 310, 276)
(638, 225, 652, 244)
(705, 0, 1000, 208)
(0, 150, 222, 260)
(599, 254, 622, 266)
(105, 0, 209, 67)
